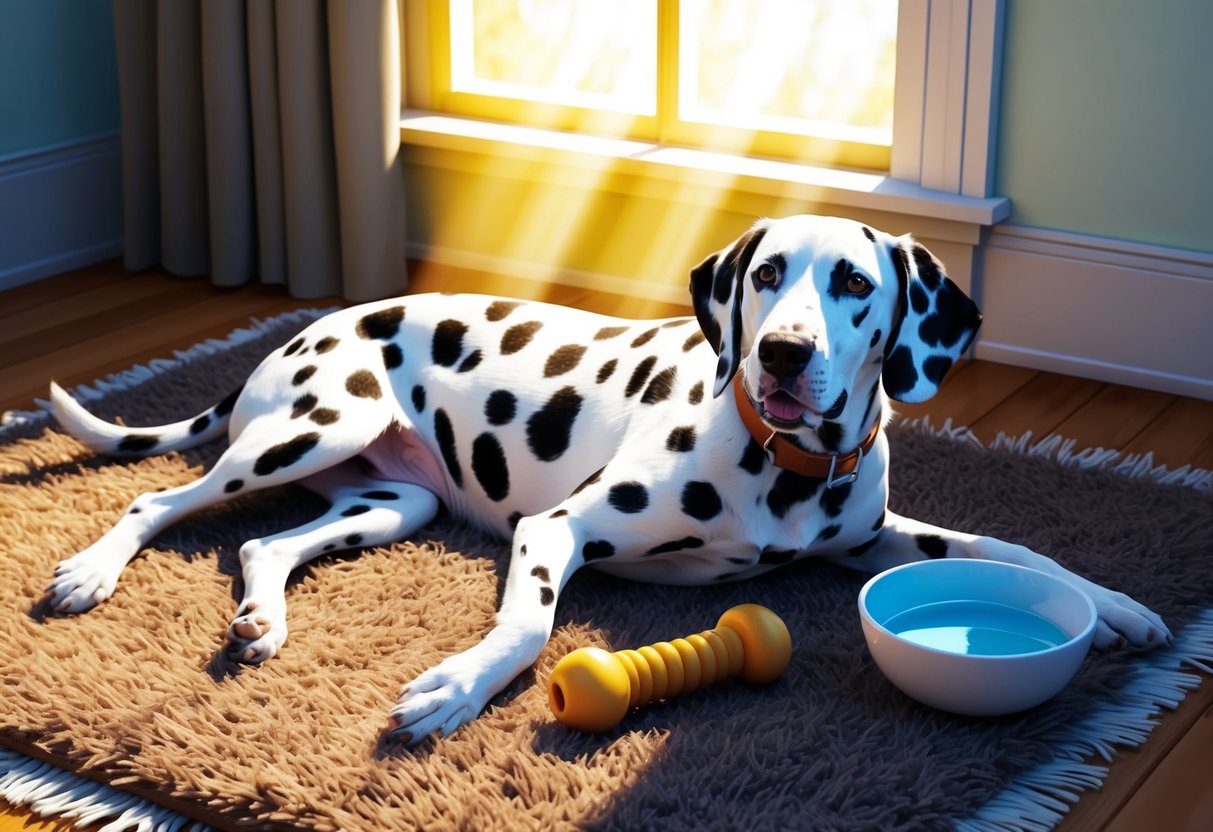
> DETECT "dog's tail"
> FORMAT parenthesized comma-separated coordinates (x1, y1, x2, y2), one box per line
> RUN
(48, 381, 242, 457)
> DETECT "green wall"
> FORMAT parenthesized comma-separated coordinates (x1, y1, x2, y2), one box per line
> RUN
(995, 0, 1213, 252)
(0, 0, 119, 156)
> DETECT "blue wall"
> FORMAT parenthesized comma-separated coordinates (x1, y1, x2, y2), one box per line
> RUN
(995, 0, 1213, 252)
(0, 0, 119, 156)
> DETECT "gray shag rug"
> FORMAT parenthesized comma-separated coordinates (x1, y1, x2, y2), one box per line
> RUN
(0, 309, 1210, 831)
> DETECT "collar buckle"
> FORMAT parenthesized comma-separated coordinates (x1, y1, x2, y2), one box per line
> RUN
(825, 450, 862, 490)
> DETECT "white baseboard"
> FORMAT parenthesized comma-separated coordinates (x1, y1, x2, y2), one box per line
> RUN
(977, 225, 1213, 401)
(0, 133, 123, 291)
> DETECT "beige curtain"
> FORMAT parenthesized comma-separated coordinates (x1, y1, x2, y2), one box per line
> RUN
(112, 0, 406, 301)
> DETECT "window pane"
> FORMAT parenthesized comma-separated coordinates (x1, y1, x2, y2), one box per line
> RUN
(450, 0, 657, 115)
(680, 0, 897, 145)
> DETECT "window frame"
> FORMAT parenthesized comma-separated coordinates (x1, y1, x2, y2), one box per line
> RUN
(401, 0, 1005, 199)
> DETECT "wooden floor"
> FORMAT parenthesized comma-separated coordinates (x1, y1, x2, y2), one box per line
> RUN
(1, 259, 1211, 831)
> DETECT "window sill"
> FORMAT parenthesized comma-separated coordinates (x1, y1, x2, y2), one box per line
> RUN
(399, 111, 1010, 237)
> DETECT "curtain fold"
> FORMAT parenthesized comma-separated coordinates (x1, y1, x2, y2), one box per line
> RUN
(112, 0, 406, 300)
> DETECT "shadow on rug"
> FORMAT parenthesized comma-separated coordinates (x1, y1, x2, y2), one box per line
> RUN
(0, 311, 1210, 831)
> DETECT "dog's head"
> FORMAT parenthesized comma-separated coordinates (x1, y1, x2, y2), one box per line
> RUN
(690, 215, 981, 435)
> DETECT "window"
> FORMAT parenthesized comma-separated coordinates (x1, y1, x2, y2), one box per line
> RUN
(417, 0, 898, 170)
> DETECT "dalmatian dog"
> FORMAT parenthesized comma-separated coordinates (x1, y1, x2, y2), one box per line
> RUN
(44, 215, 1170, 745)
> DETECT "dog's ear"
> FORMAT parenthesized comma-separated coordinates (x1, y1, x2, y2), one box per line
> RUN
(690, 221, 770, 397)
(881, 238, 982, 403)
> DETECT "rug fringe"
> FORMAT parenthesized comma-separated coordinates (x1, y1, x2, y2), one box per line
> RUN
(895, 415, 1213, 494)
(0, 750, 206, 831)
(0, 307, 334, 437)
(957, 608, 1213, 831)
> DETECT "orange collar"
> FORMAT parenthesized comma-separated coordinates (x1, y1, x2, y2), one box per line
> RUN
(732, 374, 879, 488)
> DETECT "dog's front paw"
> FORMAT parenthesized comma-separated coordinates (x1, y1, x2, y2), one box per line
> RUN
(1089, 587, 1172, 651)
(226, 600, 288, 664)
(43, 554, 120, 613)
(387, 654, 496, 746)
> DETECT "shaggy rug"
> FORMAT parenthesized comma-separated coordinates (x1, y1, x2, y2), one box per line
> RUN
(0, 310, 1210, 832)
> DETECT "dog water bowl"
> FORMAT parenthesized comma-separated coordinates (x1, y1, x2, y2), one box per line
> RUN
(858, 559, 1097, 716)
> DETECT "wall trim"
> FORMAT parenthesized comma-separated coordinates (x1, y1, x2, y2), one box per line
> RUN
(977, 224, 1213, 401)
(0, 132, 123, 291)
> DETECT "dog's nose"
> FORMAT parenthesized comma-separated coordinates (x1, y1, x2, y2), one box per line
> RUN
(758, 333, 813, 382)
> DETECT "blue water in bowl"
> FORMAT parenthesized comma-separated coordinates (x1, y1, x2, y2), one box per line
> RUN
(883, 600, 1070, 656)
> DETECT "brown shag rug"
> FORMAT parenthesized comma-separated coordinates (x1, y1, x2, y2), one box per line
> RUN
(1, 310, 1211, 832)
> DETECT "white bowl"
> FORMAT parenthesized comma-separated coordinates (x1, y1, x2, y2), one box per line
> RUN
(858, 559, 1097, 716)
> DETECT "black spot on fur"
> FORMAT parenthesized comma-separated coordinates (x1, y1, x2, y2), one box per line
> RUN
(923, 355, 953, 386)
(362, 490, 399, 500)
(501, 321, 543, 354)
(816, 420, 843, 453)
(582, 540, 616, 561)
(190, 414, 211, 434)
(646, 537, 704, 556)
(342, 505, 371, 517)
(817, 524, 841, 541)
(862, 226, 876, 242)
(253, 433, 321, 476)
(485, 390, 517, 425)
(356, 306, 405, 340)
(766, 470, 822, 519)
(485, 300, 522, 321)
(433, 409, 462, 487)
(662, 319, 691, 328)
(432, 319, 468, 367)
(315, 336, 339, 354)
(345, 370, 382, 399)
(683, 331, 706, 352)
(118, 435, 159, 453)
(852, 305, 871, 327)
(917, 534, 948, 559)
(471, 432, 510, 501)
(919, 281, 977, 349)
(284, 337, 305, 356)
(224, 479, 244, 494)
(739, 437, 765, 475)
(309, 408, 340, 425)
(909, 282, 930, 315)
(882, 345, 918, 399)
(323, 544, 336, 552)
(457, 349, 483, 373)
(382, 343, 404, 369)
(912, 244, 944, 290)
(526, 386, 582, 462)
(631, 327, 659, 348)
(625, 356, 658, 397)
(870, 328, 883, 349)
(549, 508, 568, 518)
(544, 344, 587, 378)
(293, 365, 317, 386)
(688, 381, 704, 405)
(641, 366, 677, 404)
(291, 394, 318, 419)
(531, 565, 550, 582)
(608, 482, 649, 514)
(215, 386, 243, 417)
(681, 481, 723, 521)
(345, 534, 363, 546)
(666, 426, 696, 452)
(595, 326, 627, 340)
(411, 385, 425, 412)
(596, 359, 618, 383)
(539, 587, 555, 606)
(759, 547, 796, 566)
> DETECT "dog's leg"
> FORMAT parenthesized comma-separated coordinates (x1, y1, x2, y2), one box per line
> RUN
(836, 511, 1171, 650)
(228, 474, 440, 663)
(387, 511, 589, 745)
(45, 410, 393, 614)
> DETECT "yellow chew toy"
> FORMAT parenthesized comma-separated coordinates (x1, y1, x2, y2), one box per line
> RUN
(547, 603, 792, 732)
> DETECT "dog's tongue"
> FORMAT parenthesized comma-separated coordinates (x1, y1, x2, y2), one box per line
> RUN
(763, 391, 806, 422)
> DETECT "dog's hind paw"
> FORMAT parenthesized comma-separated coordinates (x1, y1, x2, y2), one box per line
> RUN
(226, 601, 288, 664)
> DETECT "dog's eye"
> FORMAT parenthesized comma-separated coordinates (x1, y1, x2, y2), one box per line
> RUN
(845, 274, 871, 295)
(755, 264, 778, 285)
